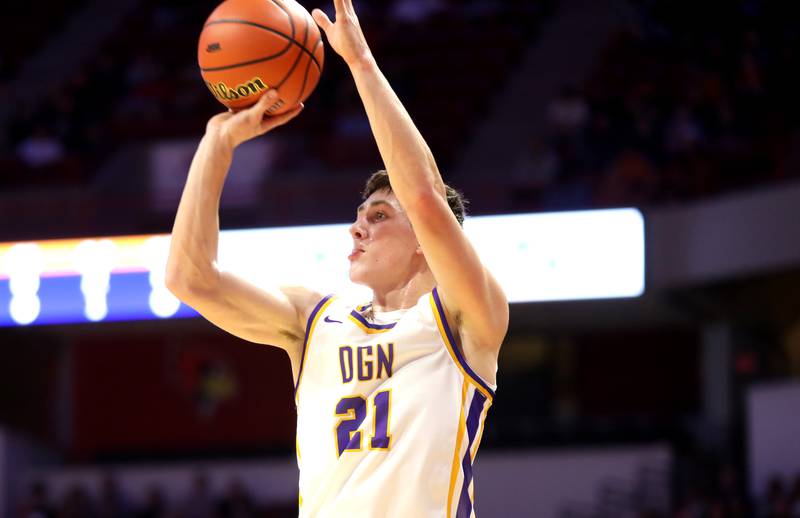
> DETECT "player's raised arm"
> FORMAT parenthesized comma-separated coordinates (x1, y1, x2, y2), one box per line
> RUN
(165, 93, 320, 369)
(313, 2, 509, 352)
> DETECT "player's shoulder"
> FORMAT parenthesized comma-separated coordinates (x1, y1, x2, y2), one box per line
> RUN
(278, 285, 329, 326)
(279, 287, 372, 331)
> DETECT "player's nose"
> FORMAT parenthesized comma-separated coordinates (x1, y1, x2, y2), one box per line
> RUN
(349, 220, 366, 240)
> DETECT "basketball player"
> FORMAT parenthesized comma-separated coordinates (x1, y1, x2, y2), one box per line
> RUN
(166, 0, 508, 516)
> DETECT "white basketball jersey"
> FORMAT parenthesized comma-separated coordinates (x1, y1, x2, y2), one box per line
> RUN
(294, 288, 496, 518)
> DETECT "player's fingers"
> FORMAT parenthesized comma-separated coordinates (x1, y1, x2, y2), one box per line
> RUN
(245, 90, 279, 124)
(311, 9, 333, 33)
(261, 89, 279, 105)
(341, 0, 355, 15)
(258, 89, 279, 111)
(332, 0, 347, 16)
(259, 103, 304, 132)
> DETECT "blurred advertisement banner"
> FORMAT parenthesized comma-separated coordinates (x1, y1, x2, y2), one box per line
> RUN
(0, 209, 645, 327)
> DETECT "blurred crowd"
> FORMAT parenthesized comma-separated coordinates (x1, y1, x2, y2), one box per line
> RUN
(2, 0, 799, 212)
(16, 466, 800, 518)
(669, 466, 800, 518)
(16, 474, 295, 518)
(0, 0, 543, 190)
(511, 0, 800, 210)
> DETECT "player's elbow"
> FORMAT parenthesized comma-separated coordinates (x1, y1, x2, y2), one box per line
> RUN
(164, 261, 216, 304)
(165, 266, 193, 302)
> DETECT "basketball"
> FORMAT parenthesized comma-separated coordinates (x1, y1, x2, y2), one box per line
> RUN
(198, 0, 324, 114)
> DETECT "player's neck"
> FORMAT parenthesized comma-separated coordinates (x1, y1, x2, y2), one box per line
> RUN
(370, 270, 435, 313)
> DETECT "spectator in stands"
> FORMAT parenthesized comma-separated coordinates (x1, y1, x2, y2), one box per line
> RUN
(595, 149, 658, 207)
(325, 87, 375, 167)
(546, 85, 590, 185)
(547, 85, 589, 140)
(16, 126, 65, 169)
(664, 105, 705, 156)
(215, 478, 256, 518)
(58, 484, 95, 518)
(134, 485, 167, 518)
(151, 4, 181, 31)
(16, 480, 55, 518)
(390, 0, 448, 24)
(125, 53, 162, 90)
(510, 136, 561, 208)
(115, 53, 168, 122)
(674, 486, 710, 518)
(789, 474, 800, 517)
(711, 463, 751, 518)
(97, 474, 131, 518)
(177, 473, 214, 518)
(761, 475, 790, 518)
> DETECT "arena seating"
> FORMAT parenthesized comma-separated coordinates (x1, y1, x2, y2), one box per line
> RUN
(512, 0, 800, 212)
(0, 0, 552, 194)
(0, 1, 87, 81)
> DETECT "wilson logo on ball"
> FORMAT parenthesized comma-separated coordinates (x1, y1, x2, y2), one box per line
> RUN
(197, 0, 324, 114)
(205, 77, 269, 102)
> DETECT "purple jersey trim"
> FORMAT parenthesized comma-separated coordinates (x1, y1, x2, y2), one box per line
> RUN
(349, 309, 397, 330)
(294, 294, 335, 395)
(431, 287, 496, 398)
(456, 390, 487, 518)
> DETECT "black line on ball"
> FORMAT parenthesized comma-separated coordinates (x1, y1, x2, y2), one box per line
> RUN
(268, 0, 295, 40)
(269, 0, 295, 40)
(276, 5, 309, 90)
(296, 50, 315, 106)
(203, 19, 322, 71)
(200, 43, 293, 72)
(293, 16, 315, 105)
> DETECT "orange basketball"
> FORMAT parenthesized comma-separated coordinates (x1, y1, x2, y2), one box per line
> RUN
(198, 0, 324, 114)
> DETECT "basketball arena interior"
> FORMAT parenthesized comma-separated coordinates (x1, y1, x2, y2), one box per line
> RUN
(2, 0, 800, 516)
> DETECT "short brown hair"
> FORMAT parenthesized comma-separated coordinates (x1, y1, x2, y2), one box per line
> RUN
(361, 170, 468, 226)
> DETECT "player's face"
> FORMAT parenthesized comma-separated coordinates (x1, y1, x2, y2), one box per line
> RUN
(348, 190, 423, 288)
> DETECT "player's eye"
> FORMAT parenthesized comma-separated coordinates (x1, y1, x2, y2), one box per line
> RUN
(374, 211, 386, 220)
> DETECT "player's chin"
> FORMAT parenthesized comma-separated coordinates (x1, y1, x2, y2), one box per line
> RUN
(349, 263, 378, 287)
(348, 265, 366, 285)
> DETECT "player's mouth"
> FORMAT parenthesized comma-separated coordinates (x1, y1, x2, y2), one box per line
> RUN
(348, 248, 364, 261)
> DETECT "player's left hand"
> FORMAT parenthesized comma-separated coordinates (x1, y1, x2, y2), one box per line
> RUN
(312, 0, 372, 68)
(206, 90, 303, 149)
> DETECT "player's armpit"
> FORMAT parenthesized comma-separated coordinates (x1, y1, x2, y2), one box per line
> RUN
(170, 270, 322, 356)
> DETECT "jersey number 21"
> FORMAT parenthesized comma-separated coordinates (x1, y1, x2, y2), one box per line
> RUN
(334, 390, 392, 456)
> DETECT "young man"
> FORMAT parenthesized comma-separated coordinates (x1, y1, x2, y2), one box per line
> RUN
(166, 1, 508, 516)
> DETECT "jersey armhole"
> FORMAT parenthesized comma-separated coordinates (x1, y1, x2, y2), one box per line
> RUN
(294, 294, 336, 403)
(429, 288, 496, 401)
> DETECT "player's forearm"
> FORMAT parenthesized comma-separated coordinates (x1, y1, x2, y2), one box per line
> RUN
(349, 57, 446, 203)
(166, 130, 233, 294)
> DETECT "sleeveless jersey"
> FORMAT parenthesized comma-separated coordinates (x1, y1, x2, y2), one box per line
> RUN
(294, 288, 496, 518)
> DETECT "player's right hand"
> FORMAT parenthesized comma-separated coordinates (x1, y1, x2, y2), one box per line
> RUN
(206, 90, 304, 149)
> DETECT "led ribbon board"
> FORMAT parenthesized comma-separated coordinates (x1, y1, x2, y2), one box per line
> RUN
(0, 209, 644, 327)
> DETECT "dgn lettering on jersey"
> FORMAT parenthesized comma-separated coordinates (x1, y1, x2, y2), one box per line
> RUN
(338, 344, 394, 383)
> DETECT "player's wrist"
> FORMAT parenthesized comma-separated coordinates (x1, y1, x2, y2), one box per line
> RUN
(204, 126, 236, 154)
(347, 50, 376, 73)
